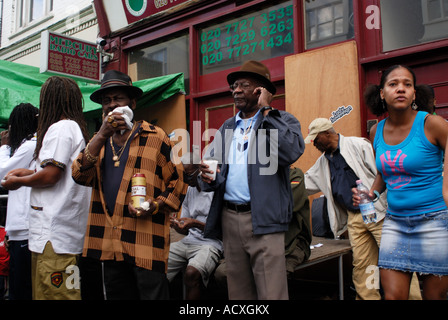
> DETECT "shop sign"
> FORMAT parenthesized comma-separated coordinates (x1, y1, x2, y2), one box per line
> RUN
(40, 31, 100, 82)
(122, 0, 192, 24)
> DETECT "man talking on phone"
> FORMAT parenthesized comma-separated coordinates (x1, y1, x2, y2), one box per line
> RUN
(199, 60, 305, 300)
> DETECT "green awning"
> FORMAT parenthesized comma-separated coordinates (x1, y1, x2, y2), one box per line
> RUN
(0, 59, 185, 127)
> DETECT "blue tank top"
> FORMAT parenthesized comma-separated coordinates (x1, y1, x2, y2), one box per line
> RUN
(374, 111, 446, 216)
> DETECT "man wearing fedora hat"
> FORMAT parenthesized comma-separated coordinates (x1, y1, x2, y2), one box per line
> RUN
(72, 70, 187, 300)
(199, 60, 305, 299)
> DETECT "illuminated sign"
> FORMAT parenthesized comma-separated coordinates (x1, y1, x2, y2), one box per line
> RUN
(199, 3, 294, 75)
(40, 31, 100, 82)
(122, 0, 192, 24)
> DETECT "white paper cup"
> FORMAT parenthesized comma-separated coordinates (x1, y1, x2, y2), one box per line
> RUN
(203, 159, 218, 181)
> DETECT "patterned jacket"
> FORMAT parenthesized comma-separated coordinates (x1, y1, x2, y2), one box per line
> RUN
(72, 121, 187, 272)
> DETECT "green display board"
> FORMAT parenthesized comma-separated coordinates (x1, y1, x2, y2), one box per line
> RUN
(199, 1, 294, 75)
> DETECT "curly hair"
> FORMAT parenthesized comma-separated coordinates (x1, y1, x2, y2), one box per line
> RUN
(8, 103, 39, 156)
(415, 84, 435, 114)
(34, 76, 90, 160)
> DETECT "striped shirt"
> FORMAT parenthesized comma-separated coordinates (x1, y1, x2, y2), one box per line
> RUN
(72, 121, 187, 272)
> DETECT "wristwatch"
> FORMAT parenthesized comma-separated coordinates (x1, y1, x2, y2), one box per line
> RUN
(261, 106, 273, 113)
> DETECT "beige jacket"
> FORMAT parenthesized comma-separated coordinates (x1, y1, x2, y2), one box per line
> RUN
(305, 134, 387, 238)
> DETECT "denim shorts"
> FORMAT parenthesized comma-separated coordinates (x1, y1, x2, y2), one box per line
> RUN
(378, 210, 448, 275)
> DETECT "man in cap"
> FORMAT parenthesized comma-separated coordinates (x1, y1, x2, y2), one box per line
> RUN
(72, 70, 187, 300)
(303, 118, 421, 300)
(199, 60, 304, 300)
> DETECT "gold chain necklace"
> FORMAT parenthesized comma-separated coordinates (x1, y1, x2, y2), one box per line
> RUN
(109, 123, 136, 167)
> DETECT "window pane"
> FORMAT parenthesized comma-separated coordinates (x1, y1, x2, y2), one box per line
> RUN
(308, 11, 316, 25)
(198, 1, 294, 76)
(317, 6, 333, 24)
(428, 0, 442, 20)
(128, 35, 190, 93)
(310, 26, 317, 41)
(304, 0, 354, 49)
(18, 0, 24, 27)
(335, 18, 344, 34)
(334, 3, 343, 18)
(381, 0, 448, 51)
(31, 0, 44, 21)
(318, 22, 333, 38)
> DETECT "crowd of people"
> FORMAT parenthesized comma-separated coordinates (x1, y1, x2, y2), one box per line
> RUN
(0, 61, 447, 300)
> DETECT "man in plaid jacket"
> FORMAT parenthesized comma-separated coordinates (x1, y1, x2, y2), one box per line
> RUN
(72, 70, 187, 300)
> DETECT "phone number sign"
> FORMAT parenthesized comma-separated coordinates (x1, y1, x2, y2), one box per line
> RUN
(40, 31, 100, 81)
(199, 3, 294, 73)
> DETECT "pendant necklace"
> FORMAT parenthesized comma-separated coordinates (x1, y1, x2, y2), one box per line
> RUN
(242, 116, 254, 141)
(110, 123, 136, 167)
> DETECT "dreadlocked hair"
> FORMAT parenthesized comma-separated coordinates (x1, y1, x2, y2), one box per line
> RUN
(34, 76, 90, 160)
(8, 103, 39, 156)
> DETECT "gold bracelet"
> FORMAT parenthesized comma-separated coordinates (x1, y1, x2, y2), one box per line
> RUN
(84, 143, 99, 164)
(152, 200, 159, 215)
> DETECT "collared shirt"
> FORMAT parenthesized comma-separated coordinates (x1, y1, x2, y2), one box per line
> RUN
(223, 110, 260, 204)
(324, 139, 359, 212)
(29, 120, 91, 254)
(72, 121, 187, 272)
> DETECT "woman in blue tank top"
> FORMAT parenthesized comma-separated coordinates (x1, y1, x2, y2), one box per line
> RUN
(357, 65, 448, 300)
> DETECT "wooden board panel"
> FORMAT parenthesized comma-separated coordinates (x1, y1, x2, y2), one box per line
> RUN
(285, 41, 361, 173)
(133, 93, 186, 136)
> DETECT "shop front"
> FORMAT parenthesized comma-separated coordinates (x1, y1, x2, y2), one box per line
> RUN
(93, 0, 448, 169)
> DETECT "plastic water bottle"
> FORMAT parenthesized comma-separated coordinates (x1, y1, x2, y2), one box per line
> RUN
(356, 180, 377, 224)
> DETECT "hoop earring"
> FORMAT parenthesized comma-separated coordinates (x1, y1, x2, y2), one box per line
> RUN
(412, 101, 418, 110)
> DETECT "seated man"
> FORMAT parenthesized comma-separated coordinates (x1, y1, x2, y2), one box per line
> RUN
(167, 154, 223, 300)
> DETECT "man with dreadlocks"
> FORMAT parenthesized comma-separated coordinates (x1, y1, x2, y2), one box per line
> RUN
(0, 103, 38, 300)
(71, 70, 186, 300)
(1, 76, 91, 300)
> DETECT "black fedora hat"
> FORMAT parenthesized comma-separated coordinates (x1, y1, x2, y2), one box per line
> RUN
(90, 70, 143, 103)
(227, 60, 276, 95)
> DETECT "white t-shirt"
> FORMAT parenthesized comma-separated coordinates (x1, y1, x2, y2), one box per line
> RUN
(0, 138, 36, 240)
(29, 120, 91, 254)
